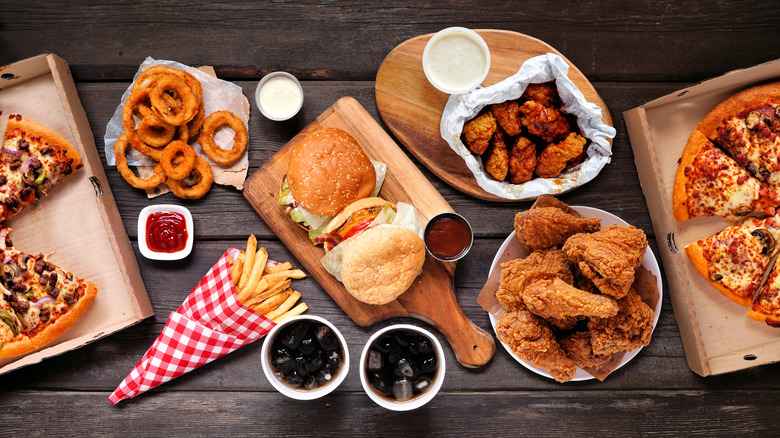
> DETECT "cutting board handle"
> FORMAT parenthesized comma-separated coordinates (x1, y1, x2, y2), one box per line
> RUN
(401, 256, 496, 368)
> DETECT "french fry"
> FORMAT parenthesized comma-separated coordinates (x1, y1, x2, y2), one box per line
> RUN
(273, 302, 309, 324)
(230, 252, 245, 286)
(264, 262, 292, 274)
(239, 247, 268, 301)
(264, 291, 301, 320)
(244, 279, 289, 307)
(251, 289, 292, 315)
(237, 235, 257, 292)
(261, 269, 307, 285)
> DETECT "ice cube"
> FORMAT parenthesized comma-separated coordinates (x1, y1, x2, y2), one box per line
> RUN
(326, 350, 342, 368)
(367, 349, 384, 371)
(374, 334, 394, 353)
(285, 369, 304, 386)
(370, 372, 393, 397)
(395, 358, 414, 377)
(306, 350, 324, 373)
(421, 355, 437, 374)
(299, 337, 316, 355)
(315, 363, 335, 385)
(414, 376, 432, 394)
(315, 325, 340, 351)
(280, 320, 310, 349)
(415, 336, 433, 355)
(271, 349, 293, 374)
(393, 377, 413, 401)
(304, 375, 318, 390)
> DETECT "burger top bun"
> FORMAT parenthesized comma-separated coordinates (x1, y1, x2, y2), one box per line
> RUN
(323, 197, 396, 235)
(341, 224, 425, 305)
(287, 128, 376, 217)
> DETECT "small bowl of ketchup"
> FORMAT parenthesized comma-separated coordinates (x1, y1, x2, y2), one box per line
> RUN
(423, 211, 473, 262)
(138, 204, 194, 261)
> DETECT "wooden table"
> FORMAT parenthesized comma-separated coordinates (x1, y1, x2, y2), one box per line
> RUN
(2, 2, 780, 435)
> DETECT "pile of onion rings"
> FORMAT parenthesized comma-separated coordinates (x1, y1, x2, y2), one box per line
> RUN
(115, 64, 247, 199)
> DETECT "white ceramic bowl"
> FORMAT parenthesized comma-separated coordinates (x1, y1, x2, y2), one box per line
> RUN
(422, 27, 490, 94)
(137, 204, 194, 261)
(359, 324, 445, 411)
(254, 71, 304, 121)
(261, 315, 349, 400)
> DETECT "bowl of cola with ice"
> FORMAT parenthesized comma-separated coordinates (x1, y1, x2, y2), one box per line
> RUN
(359, 324, 445, 411)
(261, 315, 349, 400)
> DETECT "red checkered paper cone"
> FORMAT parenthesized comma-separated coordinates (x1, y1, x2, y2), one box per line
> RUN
(109, 249, 275, 404)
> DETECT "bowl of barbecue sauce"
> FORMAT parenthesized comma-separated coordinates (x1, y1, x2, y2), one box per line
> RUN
(138, 205, 193, 260)
(423, 212, 473, 262)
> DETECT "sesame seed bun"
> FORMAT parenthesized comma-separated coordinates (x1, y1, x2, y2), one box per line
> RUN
(287, 128, 376, 217)
(341, 224, 425, 305)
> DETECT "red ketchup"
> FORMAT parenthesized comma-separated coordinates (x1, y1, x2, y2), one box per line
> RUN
(424, 213, 472, 261)
(146, 211, 188, 253)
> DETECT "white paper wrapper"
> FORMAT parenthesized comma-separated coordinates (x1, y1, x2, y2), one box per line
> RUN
(104, 57, 249, 195)
(441, 53, 616, 200)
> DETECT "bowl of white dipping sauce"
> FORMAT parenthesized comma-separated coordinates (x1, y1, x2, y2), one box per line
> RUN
(255, 72, 304, 121)
(422, 27, 490, 95)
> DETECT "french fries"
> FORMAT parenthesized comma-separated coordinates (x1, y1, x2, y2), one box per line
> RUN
(231, 235, 309, 321)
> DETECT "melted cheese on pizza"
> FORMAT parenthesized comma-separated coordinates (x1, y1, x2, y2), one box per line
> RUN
(751, 262, 780, 327)
(716, 103, 780, 183)
(0, 237, 85, 346)
(0, 120, 79, 223)
(683, 141, 761, 222)
(699, 216, 780, 299)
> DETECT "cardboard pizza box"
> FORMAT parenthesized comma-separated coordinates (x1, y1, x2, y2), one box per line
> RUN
(624, 58, 780, 376)
(0, 53, 153, 374)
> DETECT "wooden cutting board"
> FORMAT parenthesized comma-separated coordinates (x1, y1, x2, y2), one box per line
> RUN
(375, 29, 614, 202)
(243, 96, 495, 368)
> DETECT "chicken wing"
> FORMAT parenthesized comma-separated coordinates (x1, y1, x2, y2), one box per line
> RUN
(522, 277, 619, 320)
(485, 128, 509, 181)
(518, 100, 571, 143)
(559, 331, 613, 369)
(496, 249, 573, 312)
(522, 82, 561, 108)
(588, 288, 654, 355)
(462, 111, 496, 154)
(562, 225, 648, 299)
(508, 136, 536, 184)
(514, 207, 601, 251)
(535, 132, 587, 179)
(495, 310, 577, 383)
(491, 100, 522, 136)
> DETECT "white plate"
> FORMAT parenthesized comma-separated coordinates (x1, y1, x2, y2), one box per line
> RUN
(488, 206, 663, 381)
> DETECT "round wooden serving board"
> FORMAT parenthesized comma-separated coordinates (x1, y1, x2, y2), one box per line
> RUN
(375, 29, 614, 202)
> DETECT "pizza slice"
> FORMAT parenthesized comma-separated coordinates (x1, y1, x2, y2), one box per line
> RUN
(0, 114, 83, 224)
(673, 130, 767, 222)
(748, 260, 780, 327)
(0, 228, 98, 359)
(714, 103, 780, 184)
(685, 214, 780, 307)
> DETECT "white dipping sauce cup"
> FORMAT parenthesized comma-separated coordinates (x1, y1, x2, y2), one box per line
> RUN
(254, 71, 304, 121)
(422, 27, 490, 94)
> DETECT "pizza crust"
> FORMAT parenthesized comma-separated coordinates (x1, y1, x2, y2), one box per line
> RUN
(0, 281, 98, 359)
(684, 242, 752, 307)
(696, 81, 780, 139)
(673, 129, 708, 221)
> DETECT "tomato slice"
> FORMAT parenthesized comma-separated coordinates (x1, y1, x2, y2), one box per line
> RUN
(342, 219, 373, 241)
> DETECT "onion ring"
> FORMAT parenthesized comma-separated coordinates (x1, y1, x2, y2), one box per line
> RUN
(149, 76, 198, 126)
(121, 90, 164, 161)
(160, 140, 196, 180)
(136, 115, 175, 147)
(133, 65, 203, 102)
(114, 133, 166, 190)
(199, 110, 248, 165)
(167, 155, 213, 199)
(186, 100, 206, 140)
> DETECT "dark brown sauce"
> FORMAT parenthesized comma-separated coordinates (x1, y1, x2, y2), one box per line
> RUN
(424, 215, 472, 260)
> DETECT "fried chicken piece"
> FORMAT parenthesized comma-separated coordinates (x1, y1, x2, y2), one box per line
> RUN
(522, 82, 561, 108)
(508, 136, 536, 184)
(485, 129, 509, 181)
(535, 132, 588, 179)
(514, 207, 601, 251)
(559, 331, 613, 369)
(496, 249, 573, 312)
(491, 100, 522, 136)
(495, 310, 577, 382)
(518, 100, 571, 143)
(588, 288, 654, 355)
(562, 225, 648, 299)
(522, 277, 619, 320)
(462, 111, 496, 154)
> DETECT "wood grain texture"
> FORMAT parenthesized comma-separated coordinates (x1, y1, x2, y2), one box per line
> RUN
(243, 97, 494, 367)
(376, 29, 613, 201)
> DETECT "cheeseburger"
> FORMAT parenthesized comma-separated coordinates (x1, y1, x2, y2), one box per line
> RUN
(319, 198, 426, 305)
(278, 128, 381, 241)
